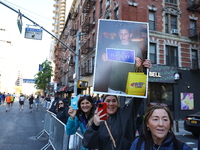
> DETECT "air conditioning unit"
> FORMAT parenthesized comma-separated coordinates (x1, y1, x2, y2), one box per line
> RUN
(171, 29, 179, 34)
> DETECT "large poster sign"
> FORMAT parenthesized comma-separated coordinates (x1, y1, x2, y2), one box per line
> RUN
(93, 19, 149, 98)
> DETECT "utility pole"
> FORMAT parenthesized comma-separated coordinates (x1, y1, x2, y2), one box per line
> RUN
(73, 31, 86, 96)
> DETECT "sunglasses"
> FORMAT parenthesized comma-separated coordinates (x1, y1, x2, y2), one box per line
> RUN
(79, 94, 90, 98)
(59, 103, 63, 105)
(149, 102, 168, 107)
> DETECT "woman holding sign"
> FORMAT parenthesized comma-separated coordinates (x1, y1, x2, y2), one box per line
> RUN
(66, 95, 95, 149)
(83, 95, 143, 150)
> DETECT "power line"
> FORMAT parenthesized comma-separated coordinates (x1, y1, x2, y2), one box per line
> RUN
(4, 0, 52, 22)
(3, 0, 52, 27)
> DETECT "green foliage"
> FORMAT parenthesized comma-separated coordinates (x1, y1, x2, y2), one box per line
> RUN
(34, 60, 53, 91)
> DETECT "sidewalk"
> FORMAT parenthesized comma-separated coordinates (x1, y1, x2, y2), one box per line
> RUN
(174, 120, 192, 136)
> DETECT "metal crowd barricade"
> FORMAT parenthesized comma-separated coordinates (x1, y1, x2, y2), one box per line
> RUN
(48, 114, 69, 150)
(42, 100, 51, 109)
(37, 110, 84, 150)
(36, 110, 55, 140)
(68, 129, 83, 150)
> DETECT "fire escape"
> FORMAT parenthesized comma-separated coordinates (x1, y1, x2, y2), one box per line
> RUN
(80, 60, 93, 76)
(187, 0, 200, 40)
(81, 39, 93, 54)
(79, 0, 96, 76)
(82, 0, 96, 13)
(187, 0, 200, 13)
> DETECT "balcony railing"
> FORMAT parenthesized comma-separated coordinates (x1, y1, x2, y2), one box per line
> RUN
(188, 28, 200, 40)
(81, 40, 93, 54)
(70, 28, 77, 36)
(187, 0, 200, 13)
(80, 66, 93, 76)
(82, 16, 92, 33)
(82, 0, 96, 13)
(70, 11, 78, 20)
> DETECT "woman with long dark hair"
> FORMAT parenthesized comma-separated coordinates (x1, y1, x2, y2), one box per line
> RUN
(56, 99, 69, 124)
(66, 95, 95, 149)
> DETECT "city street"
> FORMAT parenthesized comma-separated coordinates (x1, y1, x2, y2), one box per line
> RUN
(0, 99, 53, 150)
(174, 122, 198, 149)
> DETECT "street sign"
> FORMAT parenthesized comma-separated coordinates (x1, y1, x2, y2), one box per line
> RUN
(24, 27, 43, 40)
(23, 79, 35, 83)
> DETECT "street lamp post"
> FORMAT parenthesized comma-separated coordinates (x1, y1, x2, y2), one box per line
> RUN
(73, 31, 86, 96)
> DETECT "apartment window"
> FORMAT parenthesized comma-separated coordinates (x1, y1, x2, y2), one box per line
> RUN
(114, 8, 119, 20)
(149, 11, 156, 30)
(93, 10, 96, 23)
(106, 0, 110, 7)
(165, 0, 177, 4)
(192, 50, 198, 69)
(100, 0, 103, 16)
(189, 20, 196, 37)
(92, 57, 95, 73)
(166, 46, 178, 66)
(165, 14, 177, 33)
(150, 43, 156, 64)
(92, 34, 95, 47)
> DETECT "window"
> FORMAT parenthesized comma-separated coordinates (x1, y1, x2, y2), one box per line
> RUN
(148, 83, 173, 111)
(92, 34, 95, 48)
(166, 46, 178, 66)
(192, 50, 198, 69)
(93, 10, 96, 23)
(100, 0, 103, 16)
(189, 20, 196, 37)
(165, 0, 177, 4)
(92, 57, 95, 73)
(149, 11, 155, 30)
(150, 43, 156, 64)
(165, 14, 177, 33)
(114, 8, 119, 20)
(106, 0, 110, 7)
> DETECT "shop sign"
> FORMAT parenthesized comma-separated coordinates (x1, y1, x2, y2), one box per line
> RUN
(148, 65, 178, 83)
(149, 72, 161, 78)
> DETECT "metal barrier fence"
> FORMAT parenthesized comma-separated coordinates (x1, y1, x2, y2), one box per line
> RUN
(37, 100, 84, 150)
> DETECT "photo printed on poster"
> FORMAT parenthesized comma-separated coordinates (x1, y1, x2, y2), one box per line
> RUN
(93, 19, 149, 98)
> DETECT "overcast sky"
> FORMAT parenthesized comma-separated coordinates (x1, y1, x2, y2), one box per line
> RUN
(0, 0, 54, 78)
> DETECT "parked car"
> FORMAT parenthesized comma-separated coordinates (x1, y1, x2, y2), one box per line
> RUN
(184, 111, 200, 137)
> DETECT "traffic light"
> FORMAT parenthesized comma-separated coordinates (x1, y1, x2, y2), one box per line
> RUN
(78, 80, 88, 89)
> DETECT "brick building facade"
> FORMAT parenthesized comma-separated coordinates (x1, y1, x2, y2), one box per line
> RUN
(53, 0, 200, 119)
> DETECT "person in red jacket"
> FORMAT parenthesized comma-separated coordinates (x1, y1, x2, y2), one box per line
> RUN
(6, 93, 11, 112)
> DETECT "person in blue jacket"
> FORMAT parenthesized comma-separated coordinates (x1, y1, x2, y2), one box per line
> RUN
(130, 103, 192, 150)
(66, 95, 95, 149)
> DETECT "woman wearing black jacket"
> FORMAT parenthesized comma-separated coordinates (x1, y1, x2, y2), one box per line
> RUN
(83, 95, 143, 150)
(56, 99, 69, 124)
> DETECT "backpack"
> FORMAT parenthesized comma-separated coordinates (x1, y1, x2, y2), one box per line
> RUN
(136, 136, 183, 150)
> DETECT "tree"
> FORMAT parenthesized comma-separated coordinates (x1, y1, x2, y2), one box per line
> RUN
(34, 60, 53, 92)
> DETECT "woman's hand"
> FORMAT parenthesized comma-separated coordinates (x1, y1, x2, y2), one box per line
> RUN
(68, 106, 77, 119)
(93, 109, 107, 126)
(143, 59, 152, 69)
(102, 53, 108, 62)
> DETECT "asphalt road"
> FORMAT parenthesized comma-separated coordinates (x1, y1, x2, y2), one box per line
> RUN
(0, 99, 53, 150)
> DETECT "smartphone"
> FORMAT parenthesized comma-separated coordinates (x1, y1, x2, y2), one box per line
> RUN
(98, 102, 107, 120)
(71, 96, 78, 110)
